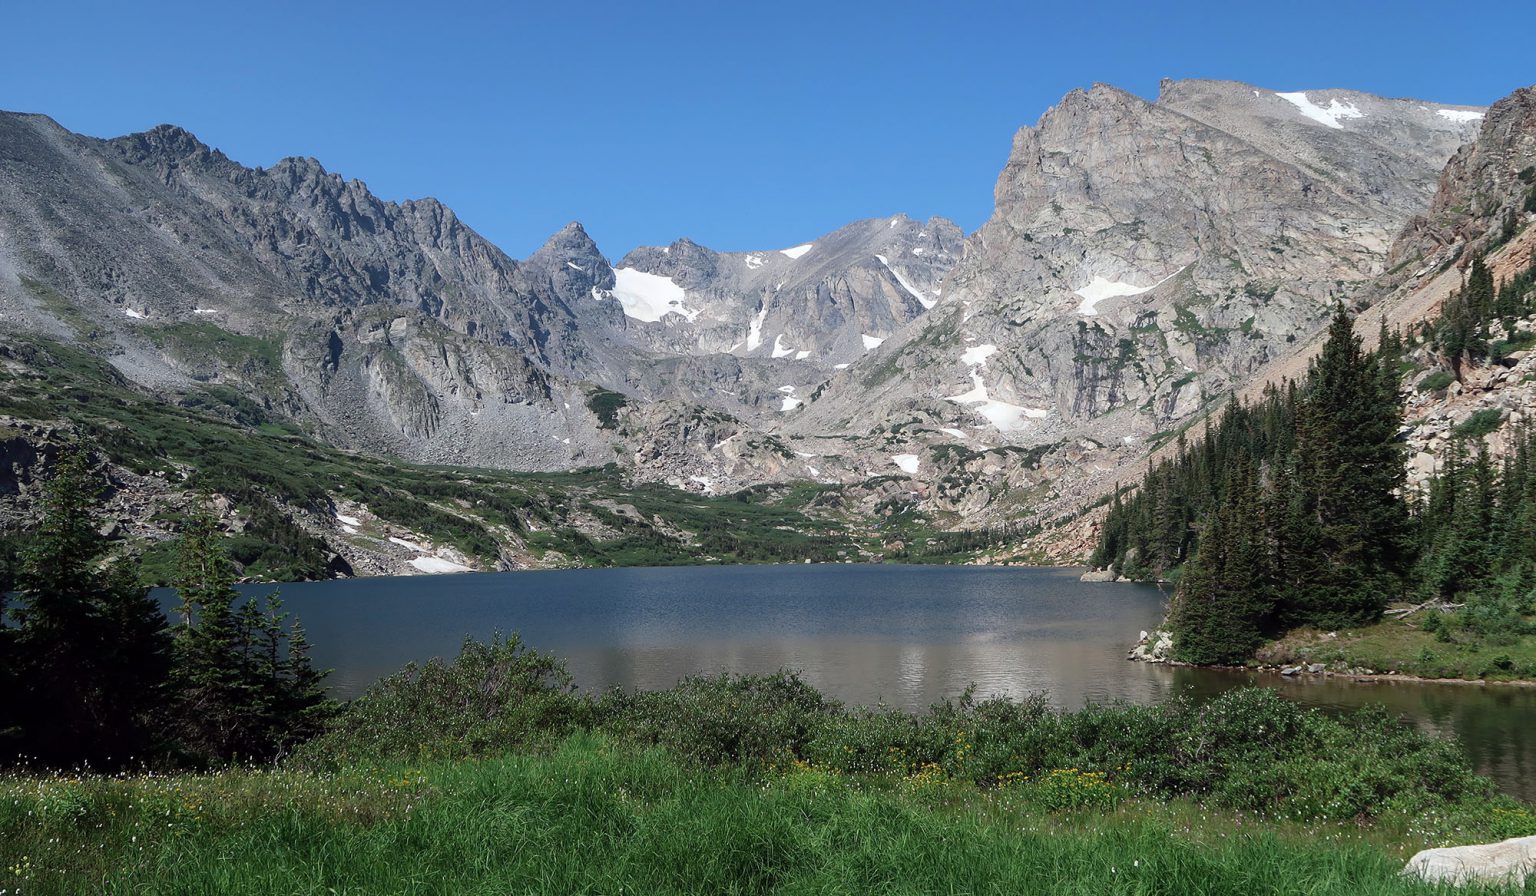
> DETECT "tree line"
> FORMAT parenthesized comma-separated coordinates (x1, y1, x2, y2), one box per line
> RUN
(1094, 248, 1536, 664)
(0, 447, 329, 769)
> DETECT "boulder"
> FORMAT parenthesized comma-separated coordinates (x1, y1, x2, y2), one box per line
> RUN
(1080, 568, 1117, 582)
(1307, 663, 1326, 674)
(1128, 629, 1175, 663)
(1403, 835, 1536, 886)
(1280, 666, 1301, 676)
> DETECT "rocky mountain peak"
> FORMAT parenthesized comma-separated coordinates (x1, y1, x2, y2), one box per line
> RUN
(1388, 85, 1536, 274)
(531, 221, 603, 260)
(795, 79, 1487, 504)
(105, 122, 234, 178)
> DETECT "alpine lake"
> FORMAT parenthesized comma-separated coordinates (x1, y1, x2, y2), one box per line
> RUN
(211, 564, 1536, 801)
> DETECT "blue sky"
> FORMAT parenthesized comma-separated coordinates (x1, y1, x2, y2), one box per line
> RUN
(5, 1, 1531, 259)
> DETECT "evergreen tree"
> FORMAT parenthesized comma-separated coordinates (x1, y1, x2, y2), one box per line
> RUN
(1289, 306, 1409, 627)
(168, 506, 331, 764)
(9, 445, 170, 767)
(1170, 455, 1272, 664)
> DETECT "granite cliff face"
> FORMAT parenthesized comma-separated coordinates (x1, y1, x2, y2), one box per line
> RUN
(780, 80, 1482, 522)
(1387, 86, 1536, 281)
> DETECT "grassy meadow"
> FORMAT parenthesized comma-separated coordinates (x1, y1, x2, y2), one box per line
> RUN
(4, 734, 1527, 896)
(5, 637, 1536, 894)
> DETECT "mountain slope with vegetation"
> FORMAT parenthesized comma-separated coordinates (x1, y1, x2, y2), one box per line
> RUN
(1094, 246, 1536, 674)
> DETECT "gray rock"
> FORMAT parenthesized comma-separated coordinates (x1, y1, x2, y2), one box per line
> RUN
(1307, 663, 1327, 674)
(1403, 835, 1536, 887)
(789, 79, 1481, 527)
(1280, 666, 1302, 676)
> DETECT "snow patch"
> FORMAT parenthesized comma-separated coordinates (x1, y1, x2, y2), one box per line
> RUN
(123, 307, 145, 319)
(341, 525, 358, 535)
(780, 396, 803, 412)
(960, 344, 996, 366)
(912, 247, 925, 256)
(746, 305, 769, 351)
(874, 255, 935, 309)
(861, 334, 884, 350)
(945, 347, 1051, 433)
(1275, 91, 1364, 129)
(834, 363, 849, 370)
(745, 253, 765, 269)
(389, 536, 431, 553)
(1437, 108, 1484, 123)
(335, 514, 361, 527)
(1073, 267, 1186, 316)
(410, 556, 473, 574)
(689, 475, 716, 494)
(891, 454, 920, 474)
(610, 268, 700, 322)
(778, 386, 796, 394)
(794, 350, 811, 360)
(780, 243, 813, 259)
(192, 308, 218, 315)
(938, 427, 968, 440)
(771, 334, 794, 359)
(566, 261, 584, 271)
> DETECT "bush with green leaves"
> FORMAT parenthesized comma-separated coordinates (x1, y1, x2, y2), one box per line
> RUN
(1454, 408, 1504, 439)
(599, 670, 835, 768)
(1416, 369, 1456, 393)
(300, 635, 1507, 825)
(297, 634, 591, 765)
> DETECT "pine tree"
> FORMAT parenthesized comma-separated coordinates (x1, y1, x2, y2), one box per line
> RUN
(1289, 307, 1408, 627)
(168, 505, 331, 763)
(1170, 455, 1272, 663)
(10, 445, 170, 767)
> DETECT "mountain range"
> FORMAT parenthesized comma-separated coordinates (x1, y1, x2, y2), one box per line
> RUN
(3, 77, 1533, 573)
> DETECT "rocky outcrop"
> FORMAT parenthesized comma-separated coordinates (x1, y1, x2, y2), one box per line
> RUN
(1128, 630, 1174, 663)
(1388, 86, 1536, 279)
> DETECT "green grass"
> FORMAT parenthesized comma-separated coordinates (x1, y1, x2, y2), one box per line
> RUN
(1276, 616, 1536, 680)
(0, 734, 1518, 896)
(20, 276, 113, 347)
(1491, 332, 1536, 360)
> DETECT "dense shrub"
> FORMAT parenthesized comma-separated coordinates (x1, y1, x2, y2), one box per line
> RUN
(302, 636, 1501, 823)
(599, 670, 835, 767)
(297, 634, 590, 765)
(1454, 408, 1504, 439)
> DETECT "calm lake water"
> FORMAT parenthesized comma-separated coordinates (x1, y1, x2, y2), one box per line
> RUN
(223, 564, 1536, 801)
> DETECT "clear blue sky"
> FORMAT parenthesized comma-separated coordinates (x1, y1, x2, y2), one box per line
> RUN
(5, 1, 1531, 259)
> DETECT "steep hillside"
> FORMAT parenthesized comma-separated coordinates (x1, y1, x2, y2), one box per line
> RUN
(0, 112, 955, 484)
(785, 79, 1482, 528)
